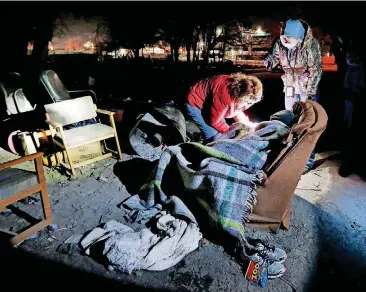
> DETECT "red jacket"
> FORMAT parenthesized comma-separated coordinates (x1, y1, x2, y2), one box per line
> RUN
(187, 75, 248, 133)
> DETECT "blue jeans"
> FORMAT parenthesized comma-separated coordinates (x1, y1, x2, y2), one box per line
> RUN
(285, 94, 317, 169)
(186, 104, 219, 140)
(344, 100, 354, 130)
(306, 151, 315, 169)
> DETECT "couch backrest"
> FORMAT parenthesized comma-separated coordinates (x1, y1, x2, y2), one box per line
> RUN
(44, 96, 96, 126)
(252, 100, 328, 220)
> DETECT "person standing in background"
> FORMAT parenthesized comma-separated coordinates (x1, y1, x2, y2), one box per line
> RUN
(264, 19, 323, 174)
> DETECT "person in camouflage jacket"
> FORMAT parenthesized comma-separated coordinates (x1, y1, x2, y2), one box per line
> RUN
(264, 19, 322, 174)
(264, 19, 322, 111)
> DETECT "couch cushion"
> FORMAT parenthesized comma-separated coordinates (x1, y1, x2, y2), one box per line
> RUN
(56, 123, 114, 148)
(0, 168, 38, 200)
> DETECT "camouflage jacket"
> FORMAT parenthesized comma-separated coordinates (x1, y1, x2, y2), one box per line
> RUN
(269, 21, 322, 98)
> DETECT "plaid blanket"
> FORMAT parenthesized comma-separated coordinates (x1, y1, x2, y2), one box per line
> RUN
(122, 121, 290, 244)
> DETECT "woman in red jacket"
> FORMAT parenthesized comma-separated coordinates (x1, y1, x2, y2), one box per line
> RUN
(186, 73, 263, 143)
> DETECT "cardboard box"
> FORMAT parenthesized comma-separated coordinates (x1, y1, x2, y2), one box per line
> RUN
(68, 142, 103, 164)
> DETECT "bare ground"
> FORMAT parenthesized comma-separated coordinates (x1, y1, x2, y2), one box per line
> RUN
(1, 148, 343, 292)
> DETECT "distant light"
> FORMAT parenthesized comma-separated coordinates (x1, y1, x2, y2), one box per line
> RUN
(84, 41, 94, 49)
(119, 48, 127, 55)
(216, 27, 222, 36)
(256, 27, 263, 34)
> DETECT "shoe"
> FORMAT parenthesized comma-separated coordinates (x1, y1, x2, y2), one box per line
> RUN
(267, 261, 287, 279)
(247, 241, 287, 264)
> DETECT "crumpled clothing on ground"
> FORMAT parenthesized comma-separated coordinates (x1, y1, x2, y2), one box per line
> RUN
(80, 213, 202, 274)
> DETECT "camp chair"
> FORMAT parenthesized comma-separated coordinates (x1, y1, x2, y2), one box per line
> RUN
(247, 100, 328, 232)
(40, 70, 97, 104)
(44, 96, 122, 176)
(0, 152, 53, 246)
(1, 72, 35, 120)
(5, 88, 35, 115)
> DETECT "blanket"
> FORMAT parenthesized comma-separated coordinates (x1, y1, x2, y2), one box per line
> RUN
(80, 213, 202, 274)
(123, 120, 290, 245)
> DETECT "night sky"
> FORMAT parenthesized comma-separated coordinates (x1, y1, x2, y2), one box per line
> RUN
(0, 1, 363, 41)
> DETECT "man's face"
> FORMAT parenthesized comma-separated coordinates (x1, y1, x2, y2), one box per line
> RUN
(280, 35, 301, 49)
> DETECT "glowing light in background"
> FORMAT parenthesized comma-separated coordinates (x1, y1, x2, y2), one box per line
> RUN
(83, 41, 95, 49)
(119, 48, 128, 55)
(216, 26, 222, 36)
(256, 27, 263, 34)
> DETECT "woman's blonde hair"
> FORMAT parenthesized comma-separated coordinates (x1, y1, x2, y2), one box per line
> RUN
(228, 72, 263, 104)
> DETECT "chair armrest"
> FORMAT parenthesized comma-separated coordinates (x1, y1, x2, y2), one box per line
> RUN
(69, 90, 97, 104)
(0, 152, 44, 170)
(46, 119, 62, 129)
(96, 109, 115, 117)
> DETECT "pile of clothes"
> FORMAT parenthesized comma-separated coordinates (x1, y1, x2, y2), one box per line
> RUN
(80, 213, 202, 273)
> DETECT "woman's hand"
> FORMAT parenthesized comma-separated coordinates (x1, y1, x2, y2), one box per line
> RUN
(234, 111, 258, 129)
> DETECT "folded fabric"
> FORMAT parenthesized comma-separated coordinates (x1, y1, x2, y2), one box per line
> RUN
(122, 121, 290, 247)
(81, 214, 202, 274)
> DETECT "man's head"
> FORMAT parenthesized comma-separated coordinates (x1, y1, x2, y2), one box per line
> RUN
(229, 73, 263, 110)
(280, 19, 305, 49)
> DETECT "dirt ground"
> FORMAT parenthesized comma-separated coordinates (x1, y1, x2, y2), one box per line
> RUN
(2, 146, 364, 292)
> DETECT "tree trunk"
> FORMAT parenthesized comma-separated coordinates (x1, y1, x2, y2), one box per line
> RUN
(132, 48, 139, 58)
(222, 42, 226, 63)
(174, 46, 179, 63)
(170, 48, 174, 63)
(23, 16, 54, 106)
(31, 18, 54, 78)
(170, 41, 180, 64)
(0, 29, 30, 76)
(203, 45, 210, 66)
(192, 42, 197, 64)
(202, 32, 210, 66)
(186, 43, 191, 64)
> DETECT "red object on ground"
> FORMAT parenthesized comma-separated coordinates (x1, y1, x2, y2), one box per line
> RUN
(245, 260, 268, 287)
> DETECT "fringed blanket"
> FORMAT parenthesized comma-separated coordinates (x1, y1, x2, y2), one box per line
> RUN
(123, 121, 290, 245)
